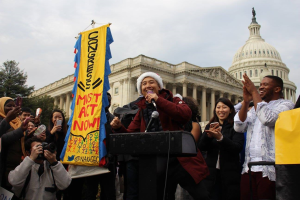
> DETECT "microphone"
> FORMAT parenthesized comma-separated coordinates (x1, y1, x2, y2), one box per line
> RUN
(147, 90, 157, 108)
(145, 111, 159, 132)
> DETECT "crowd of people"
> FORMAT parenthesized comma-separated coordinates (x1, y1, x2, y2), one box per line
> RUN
(0, 71, 298, 200)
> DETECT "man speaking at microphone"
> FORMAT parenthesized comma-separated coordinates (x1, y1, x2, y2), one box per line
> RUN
(111, 72, 209, 200)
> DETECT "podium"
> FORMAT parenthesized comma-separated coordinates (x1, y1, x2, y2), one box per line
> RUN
(110, 131, 197, 200)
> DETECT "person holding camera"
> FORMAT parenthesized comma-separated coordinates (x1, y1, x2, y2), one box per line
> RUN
(8, 137, 71, 200)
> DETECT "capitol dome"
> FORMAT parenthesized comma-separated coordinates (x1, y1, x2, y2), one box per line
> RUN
(228, 9, 297, 102)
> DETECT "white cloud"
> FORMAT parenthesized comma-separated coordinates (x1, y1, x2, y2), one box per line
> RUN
(0, 0, 299, 98)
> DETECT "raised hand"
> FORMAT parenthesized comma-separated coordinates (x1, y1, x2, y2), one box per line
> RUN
(243, 86, 253, 103)
(21, 117, 31, 131)
(242, 73, 257, 95)
(5, 106, 21, 123)
(50, 121, 62, 134)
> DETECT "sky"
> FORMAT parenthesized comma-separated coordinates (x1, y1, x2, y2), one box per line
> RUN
(1, 0, 299, 97)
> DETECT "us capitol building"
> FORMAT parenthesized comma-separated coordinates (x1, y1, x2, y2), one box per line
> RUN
(31, 12, 297, 125)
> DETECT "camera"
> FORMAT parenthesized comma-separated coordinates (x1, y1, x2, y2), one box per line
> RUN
(37, 142, 57, 160)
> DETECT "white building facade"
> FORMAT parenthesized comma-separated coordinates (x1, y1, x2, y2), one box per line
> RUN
(30, 54, 243, 124)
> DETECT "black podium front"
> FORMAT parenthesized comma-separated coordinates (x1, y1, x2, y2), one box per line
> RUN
(110, 131, 197, 200)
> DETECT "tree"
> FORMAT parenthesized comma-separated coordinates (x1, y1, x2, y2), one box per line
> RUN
(23, 95, 67, 125)
(0, 60, 34, 98)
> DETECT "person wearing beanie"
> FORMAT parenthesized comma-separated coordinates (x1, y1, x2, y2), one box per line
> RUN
(111, 72, 210, 200)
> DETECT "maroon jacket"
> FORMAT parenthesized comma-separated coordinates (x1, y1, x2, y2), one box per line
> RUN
(118, 89, 209, 184)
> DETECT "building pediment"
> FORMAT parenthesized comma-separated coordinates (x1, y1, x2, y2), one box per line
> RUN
(182, 66, 243, 87)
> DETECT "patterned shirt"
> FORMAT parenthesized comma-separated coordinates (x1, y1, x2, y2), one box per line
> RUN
(234, 99, 294, 181)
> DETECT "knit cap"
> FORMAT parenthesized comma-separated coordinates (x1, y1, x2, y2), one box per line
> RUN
(136, 72, 163, 95)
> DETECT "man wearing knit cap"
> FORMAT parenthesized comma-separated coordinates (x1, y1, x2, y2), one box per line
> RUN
(111, 72, 209, 200)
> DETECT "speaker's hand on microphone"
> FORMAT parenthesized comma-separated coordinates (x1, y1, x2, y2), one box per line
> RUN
(110, 117, 122, 129)
(146, 93, 158, 103)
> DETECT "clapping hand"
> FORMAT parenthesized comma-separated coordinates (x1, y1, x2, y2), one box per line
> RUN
(242, 74, 258, 96)
(205, 123, 223, 140)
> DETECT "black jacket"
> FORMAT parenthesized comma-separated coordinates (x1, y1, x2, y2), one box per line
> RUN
(46, 129, 65, 162)
(199, 120, 244, 200)
(105, 111, 115, 152)
(0, 117, 24, 187)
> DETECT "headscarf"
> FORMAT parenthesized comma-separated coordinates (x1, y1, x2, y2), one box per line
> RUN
(0, 97, 22, 129)
(0, 97, 26, 156)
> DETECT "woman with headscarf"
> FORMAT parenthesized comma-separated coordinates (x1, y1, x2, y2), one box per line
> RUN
(0, 97, 28, 188)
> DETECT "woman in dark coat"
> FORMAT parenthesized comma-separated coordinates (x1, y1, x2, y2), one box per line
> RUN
(199, 98, 244, 200)
(111, 72, 210, 200)
(0, 97, 27, 188)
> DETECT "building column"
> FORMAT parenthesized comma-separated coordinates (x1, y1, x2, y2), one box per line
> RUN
(294, 90, 297, 103)
(201, 87, 207, 122)
(292, 90, 295, 103)
(219, 91, 224, 98)
(234, 95, 239, 104)
(284, 87, 287, 100)
(228, 94, 232, 103)
(182, 82, 187, 97)
(130, 78, 136, 102)
(119, 79, 124, 106)
(172, 84, 177, 95)
(54, 97, 58, 107)
(65, 93, 71, 117)
(163, 82, 167, 90)
(109, 83, 113, 93)
(59, 95, 64, 110)
(210, 89, 215, 117)
(287, 88, 290, 100)
(127, 78, 132, 103)
(193, 84, 197, 100)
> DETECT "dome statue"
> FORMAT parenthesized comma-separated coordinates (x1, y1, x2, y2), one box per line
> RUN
(228, 9, 297, 102)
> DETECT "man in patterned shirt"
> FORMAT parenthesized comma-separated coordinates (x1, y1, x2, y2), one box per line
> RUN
(234, 74, 294, 200)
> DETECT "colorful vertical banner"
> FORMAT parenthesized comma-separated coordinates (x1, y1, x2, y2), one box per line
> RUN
(60, 24, 113, 166)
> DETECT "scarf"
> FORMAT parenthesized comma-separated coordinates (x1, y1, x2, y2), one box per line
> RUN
(142, 102, 163, 132)
(0, 97, 26, 156)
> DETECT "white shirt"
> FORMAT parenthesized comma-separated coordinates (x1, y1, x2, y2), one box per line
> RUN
(8, 156, 72, 200)
(249, 117, 263, 171)
(234, 99, 294, 181)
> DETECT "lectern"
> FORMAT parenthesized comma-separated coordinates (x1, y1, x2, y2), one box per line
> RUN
(110, 131, 197, 200)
